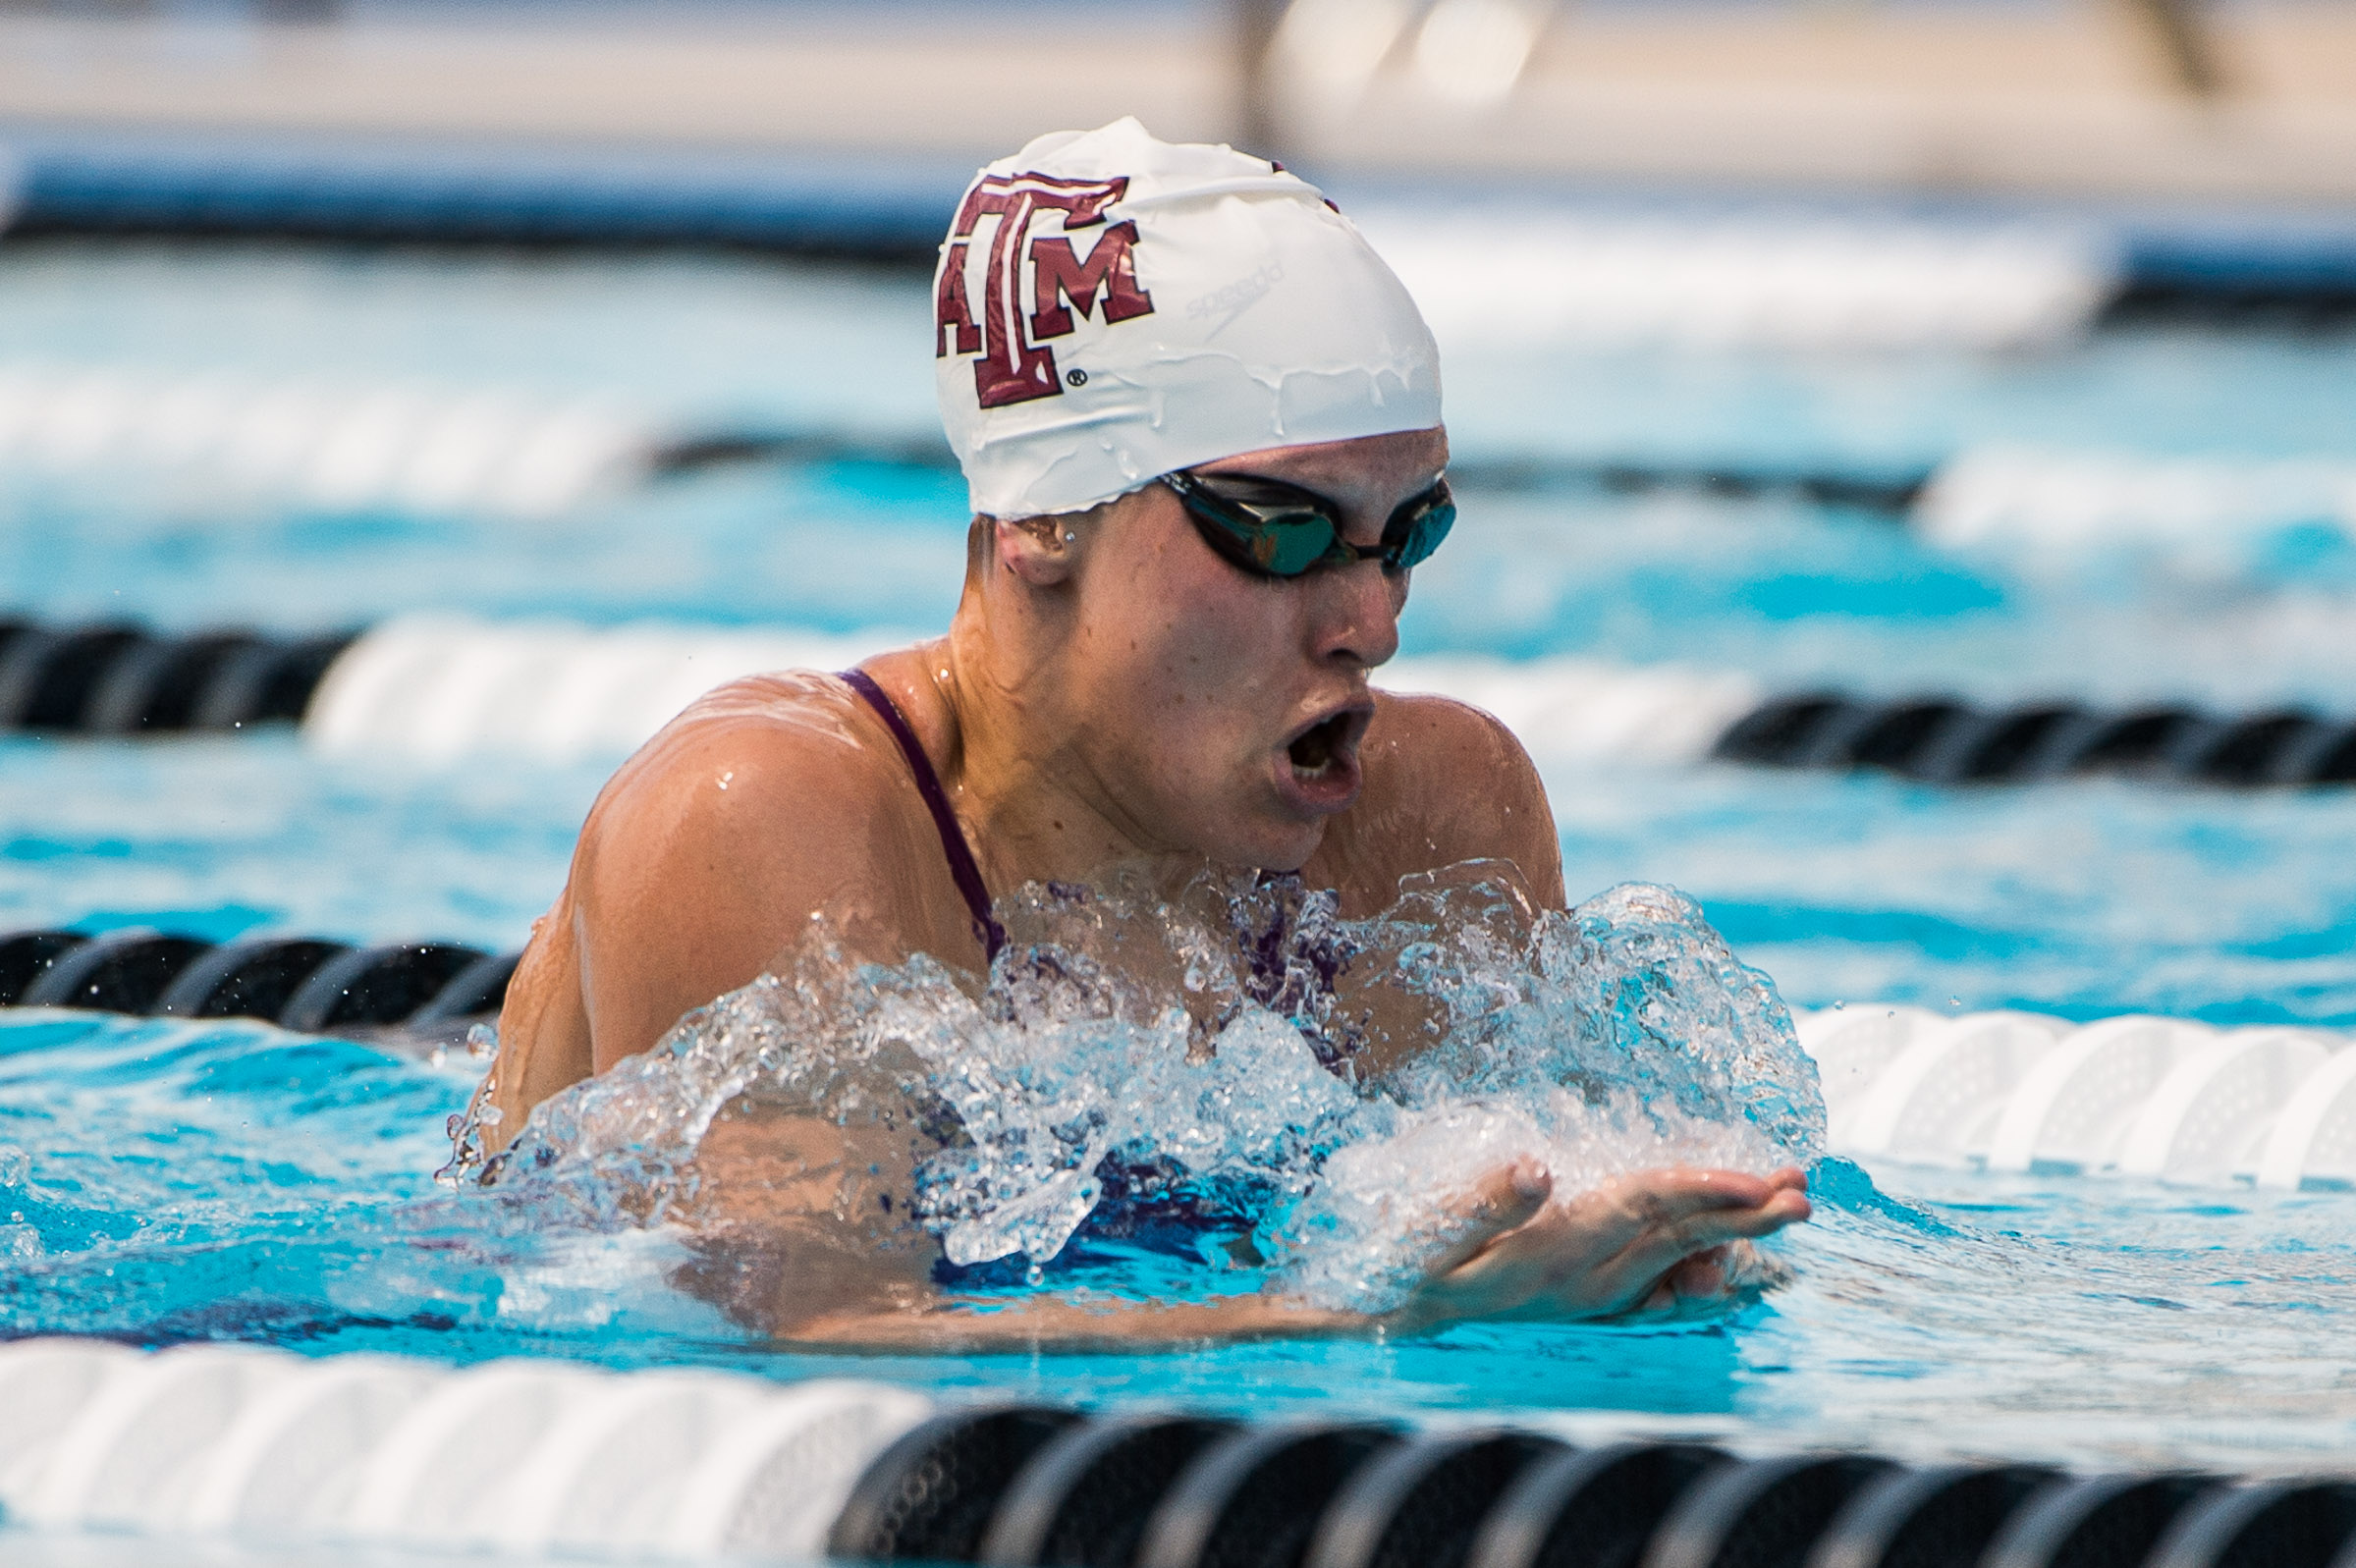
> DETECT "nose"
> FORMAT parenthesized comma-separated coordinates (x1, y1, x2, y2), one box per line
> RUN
(1305, 560, 1403, 671)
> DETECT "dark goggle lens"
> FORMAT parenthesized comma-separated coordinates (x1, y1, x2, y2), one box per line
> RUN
(1171, 470, 1453, 579)
(1384, 487, 1454, 570)
(1258, 512, 1345, 574)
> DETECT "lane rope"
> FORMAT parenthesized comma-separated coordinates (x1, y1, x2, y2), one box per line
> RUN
(0, 363, 656, 518)
(1795, 1003, 2356, 1190)
(0, 1339, 2348, 1566)
(0, 927, 517, 1037)
(10, 614, 2354, 793)
(3, 353, 2348, 558)
(6, 938, 2346, 1195)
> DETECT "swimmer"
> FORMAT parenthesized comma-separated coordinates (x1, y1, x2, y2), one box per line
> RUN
(479, 120, 1809, 1344)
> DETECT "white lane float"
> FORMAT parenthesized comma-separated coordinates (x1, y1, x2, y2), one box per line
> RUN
(1796, 1004, 2356, 1188)
(1354, 211, 2118, 353)
(0, 363, 656, 518)
(301, 615, 1763, 771)
(0, 1338, 932, 1559)
(1828, 1010, 2068, 1168)
(301, 616, 917, 765)
(1914, 446, 2356, 560)
(14, 359, 2356, 584)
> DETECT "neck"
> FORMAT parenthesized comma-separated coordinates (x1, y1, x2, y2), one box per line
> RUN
(908, 588, 1198, 895)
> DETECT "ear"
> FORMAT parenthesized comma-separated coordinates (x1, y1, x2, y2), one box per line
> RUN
(993, 514, 1082, 587)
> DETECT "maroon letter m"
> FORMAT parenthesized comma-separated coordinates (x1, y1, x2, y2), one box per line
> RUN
(1029, 222, 1153, 341)
(937, 174, 1155, 409)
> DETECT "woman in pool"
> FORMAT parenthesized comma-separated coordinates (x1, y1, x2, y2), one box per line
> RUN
(479, 120, 1809, 1342)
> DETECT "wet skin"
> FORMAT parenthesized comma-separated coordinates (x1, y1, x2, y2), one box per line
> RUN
(484, 427, 1812, 1343)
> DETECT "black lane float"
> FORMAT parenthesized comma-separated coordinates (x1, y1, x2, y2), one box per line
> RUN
(828, 1401, 2356, 1568)
(0, 620, 356, 736)
(0, 927, 519, 1034)
(1711, 692, 2356, 788)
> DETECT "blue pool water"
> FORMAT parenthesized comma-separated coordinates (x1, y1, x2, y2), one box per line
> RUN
(4, 240, 2356, 1477)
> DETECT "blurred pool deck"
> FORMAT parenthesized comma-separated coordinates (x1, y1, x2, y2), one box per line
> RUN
(0, 0, 2352, 206)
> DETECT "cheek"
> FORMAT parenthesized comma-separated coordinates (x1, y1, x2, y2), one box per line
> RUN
(1081, 548, 1291, 766)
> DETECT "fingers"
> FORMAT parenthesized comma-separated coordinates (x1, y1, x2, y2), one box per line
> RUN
(1636, 1165, 1808, 1217)
(1423, 1158, 1552, 1278)
(1388, 1160, 1560, 1329)
(1401, 1162, 1814, 1328)
(1633, 1247, 1729, 1315)
(1701, 1186, 1811, 1239)
(1618, 1168, 1813, 1235)
(1574, 1168, 1813, 1317)
(1637, 1191, 1807, 1273)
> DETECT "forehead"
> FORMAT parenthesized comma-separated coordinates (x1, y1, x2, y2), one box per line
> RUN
(1192, 428, 1450, 497)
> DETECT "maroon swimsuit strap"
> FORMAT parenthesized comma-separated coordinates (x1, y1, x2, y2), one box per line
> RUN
(840, 669, 1008, 962)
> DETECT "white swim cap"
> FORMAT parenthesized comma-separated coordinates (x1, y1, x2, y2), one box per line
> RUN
(934, 117, 1443, 519)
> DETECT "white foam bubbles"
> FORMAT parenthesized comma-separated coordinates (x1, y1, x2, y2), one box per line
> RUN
(456, 867, 1823, 1322)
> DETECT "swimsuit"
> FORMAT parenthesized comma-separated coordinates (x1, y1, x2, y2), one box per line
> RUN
(841, 668, 1369, 1278)
(840, 668, 1353, 1065)
(840, 669, 1009, 962)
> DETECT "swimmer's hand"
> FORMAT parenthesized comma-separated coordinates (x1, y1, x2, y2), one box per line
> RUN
(769, 1162, 1807, 1349)
(1386, 1162, 1811, 1331)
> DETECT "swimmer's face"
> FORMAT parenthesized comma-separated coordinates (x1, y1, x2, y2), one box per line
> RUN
(1061, 426, 1447, 871)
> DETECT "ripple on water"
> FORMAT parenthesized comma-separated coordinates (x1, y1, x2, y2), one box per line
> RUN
(4, 875, 2355, 1470)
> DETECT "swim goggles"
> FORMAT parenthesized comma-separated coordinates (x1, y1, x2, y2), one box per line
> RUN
(1159, 468, 1455, 578)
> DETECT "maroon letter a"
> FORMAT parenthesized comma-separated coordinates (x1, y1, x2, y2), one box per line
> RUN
(937, 173, 1151, 409)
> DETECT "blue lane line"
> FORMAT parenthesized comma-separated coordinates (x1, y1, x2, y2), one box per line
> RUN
(0, 129, 970, 256)
(3, 126, 2354, 298)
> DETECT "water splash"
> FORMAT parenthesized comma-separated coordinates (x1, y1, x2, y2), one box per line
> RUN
(454, 866, 1823, 1316)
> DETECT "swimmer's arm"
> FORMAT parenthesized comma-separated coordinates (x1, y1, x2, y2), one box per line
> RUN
(762, 1163, 1810, 1350)
(782, 1293, 1359, 1350)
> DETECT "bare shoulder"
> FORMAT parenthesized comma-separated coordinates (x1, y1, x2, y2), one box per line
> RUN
(490, 669, 935, 1128)
(584, 670, 904, 855)
(562, 666, 974, 1066)
(583, 664, 913, 898)
(1313, 689, 1565, 913)
(1365, 687, 1526, 766)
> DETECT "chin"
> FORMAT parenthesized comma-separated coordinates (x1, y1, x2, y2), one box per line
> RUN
(1164, 764, 1338, 874)
(1220, 817, 1325, 877)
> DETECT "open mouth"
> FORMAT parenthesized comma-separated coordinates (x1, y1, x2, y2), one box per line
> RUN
(1287, 711, 1357, 779)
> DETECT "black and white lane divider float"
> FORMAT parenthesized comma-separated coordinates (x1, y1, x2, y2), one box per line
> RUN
(1797, 1005, 2356, 1192)
(4, 1339, 2356, 1568)
(9, 613, 2356, 790)
(5, 920, 2352, 1194)
(1705, 689, 2356, 789)
(0, 926, 517, 1037)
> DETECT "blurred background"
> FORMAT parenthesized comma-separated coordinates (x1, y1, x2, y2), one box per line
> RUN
(2, 0, 2355, 1025)
(3, 0, 2353, 198)
(3, 1, 2356, 1462)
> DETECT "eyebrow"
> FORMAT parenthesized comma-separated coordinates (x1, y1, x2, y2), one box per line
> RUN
(1198, 468, 1447, 501)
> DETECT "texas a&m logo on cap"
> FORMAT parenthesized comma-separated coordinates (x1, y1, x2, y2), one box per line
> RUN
(937, 172, 1156, 409)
